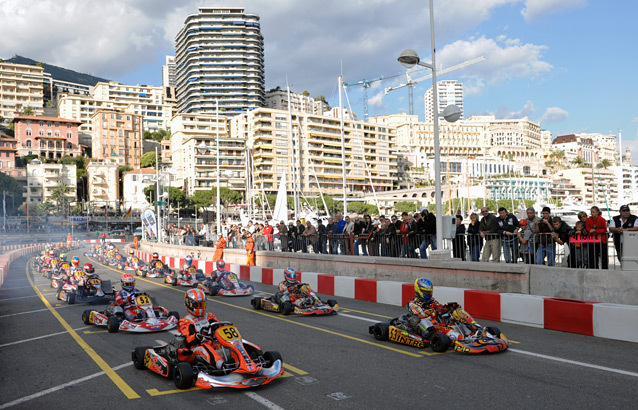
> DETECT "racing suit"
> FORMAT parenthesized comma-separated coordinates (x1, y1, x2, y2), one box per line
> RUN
(177, 312, 225, 368)
(179, 264, 195, 279)
(275, 281, 309, 307)
(407, 296, 445, 339)
(115, 288, 141, 321)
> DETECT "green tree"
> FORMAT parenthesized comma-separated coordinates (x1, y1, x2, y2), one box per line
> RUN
(50, 183, 71, 215)
(37, 62, 44, 68)
(20, 106, 35, 116)
(144, 185, 186, 209)
(253, 194, 277, 209)
(302, 90, 310, 97)
(347, 201, 369, 214)
(394, 201, 419, 214)
(597, 159, 612, 169)
(140, 152, 159, 168)
(314, 95, 331, 109)
(321, 195, 343, 215)
(571, 157, 585, 167)
(143, 129, 170, 142)
(0, 171, 25, 214)
(190, 190, 214, 209)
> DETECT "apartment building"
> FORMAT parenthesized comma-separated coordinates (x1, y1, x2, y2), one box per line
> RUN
(0, 133, 17, 170)
(12, 115, 82, 159)
(556, 167, 618, 207)
(42, 73, 92, 103)
(0, 62, 44, 119)
(175, 7, 265, 115)
(122, 168, 177, 212)
(169, 113, 244, 195)
(91, 110, 143, 167)
(424, 80, 463, 122)
(86, 161, 119, 207)
(265, 88, 316, 114)
(25, 162, 76, 205)
(552, 134, 597, 164)
(57, 94, 114, 137)
(230, 107, 396, 197)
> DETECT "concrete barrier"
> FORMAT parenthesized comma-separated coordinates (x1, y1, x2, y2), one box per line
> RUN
(0, 243, 47, 288)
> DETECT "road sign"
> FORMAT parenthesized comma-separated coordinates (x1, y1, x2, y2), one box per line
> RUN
(70, 217, 89, 222)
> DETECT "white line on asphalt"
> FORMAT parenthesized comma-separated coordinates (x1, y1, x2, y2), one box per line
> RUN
(0, 326, 89, 348)
(243, 391, 285, 410)
(509, 348, 638, 378)
(0, 362, 132, 409)
(0, 305, 74, 319)
(0, 285, 34, 290)
(155, 340, 167, 345)
(0, 295, 39, 301)
(338, 312, 381, 323)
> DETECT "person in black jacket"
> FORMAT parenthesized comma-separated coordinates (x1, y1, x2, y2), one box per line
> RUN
(496, 207, 519, 263)
(316, 219, 327, 254)
(609, 205, 638, 263)
(466, 212, 483, 261)
(479, 207, 500, 262)
(419, 209, 437, 259)
(453, 215, 467, 260)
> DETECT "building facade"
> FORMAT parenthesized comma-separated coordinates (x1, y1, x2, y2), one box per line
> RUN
(556, 167, 618, 208)
(0, 133, 17, 170)
(25, 163, 76, 205)
(91, 110, 143, 167)
(424, 80, 463, 122)
(174, 7, 265, 115)
(122, 168, 177, 212)
(0, 62, 44, 119)
(86, 161, 119, 208)
(12, 115, 82, 159)
(57, 94, 115, 138)
(265, 88, 315, 114)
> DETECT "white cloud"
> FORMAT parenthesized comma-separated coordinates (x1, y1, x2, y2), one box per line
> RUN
(493, 100, 536, 119)
(521, 0, 587, 21)
(633, 116, 638, 123)
(368, 92, 385, 109)
(436, 36, 552, 94)
(539, 106, 569, 123)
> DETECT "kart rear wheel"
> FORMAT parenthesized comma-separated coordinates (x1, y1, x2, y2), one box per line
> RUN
(263, 351, 283, 368)
(171, 277, 177, 286)
(251, 297, 262, 310)
(132, 346, 151, 370)
(66, 293, 76, 305)
(82, 310, 93, 325)
(371, 323, 390, 341)
(107, 316, 120, 333)
(430, 332, 451, 353)
(281, 301, 293, 315)
(486, 326, 502, 338)
(326, 299, 338, 307)
(174, 362, 194, 389)
(208, 285, 220, 296)
(168, 311, 180, 320)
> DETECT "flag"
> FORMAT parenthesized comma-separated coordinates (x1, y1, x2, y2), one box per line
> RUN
(124, 206, 132, 218)
(105, 206, 108, 217)
(25, 202, 28, 218)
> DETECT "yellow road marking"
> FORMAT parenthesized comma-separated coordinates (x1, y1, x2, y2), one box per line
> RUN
(146, 387, 199, 396)
(90, 257, 425, 358)
(84, 330, 108, 334)
(26, 260, 140, 400)
(283, 363, 308, 375)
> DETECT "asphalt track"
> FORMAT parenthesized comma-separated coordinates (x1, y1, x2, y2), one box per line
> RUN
(1, 246, 638, 409)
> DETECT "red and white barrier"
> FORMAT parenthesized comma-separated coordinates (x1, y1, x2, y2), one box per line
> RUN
(85, 239, 125, 243)
(132, 250, 638, 343)
(0, 243, 47, 288)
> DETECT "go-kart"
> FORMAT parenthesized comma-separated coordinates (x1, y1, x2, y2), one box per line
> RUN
(56, 273, 114, 305)
(131, 321, 283, 389)
(251, 284, 338, 315)
(82, 292, 179, 333)
(164, 266, 205, 286)
(139, 260, 172, 278)
(197, 271, 254, 296)
(50, 262, 71, 288)
(369, 302, 509, 354)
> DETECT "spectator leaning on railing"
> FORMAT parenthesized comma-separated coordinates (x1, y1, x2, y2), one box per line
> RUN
(516, 219, 533, 264)
(524, 207, 540, 258)
(453, 215, 466, 261)
(467, 212, 483, 262)
(479, 207, 500, 262)
(496, 207, 519, 264)
(586, 206, 608, 269)
(609, 204, 638, 263)
(535, 206, 555, 266)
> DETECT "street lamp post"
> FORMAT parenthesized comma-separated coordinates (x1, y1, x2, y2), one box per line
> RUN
(397, 0, 461, 256)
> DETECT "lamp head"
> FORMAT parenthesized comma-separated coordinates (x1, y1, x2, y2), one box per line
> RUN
(197, 142, 207, 152)
(443, 105, 462, 123)
(398, 49, 420, 69)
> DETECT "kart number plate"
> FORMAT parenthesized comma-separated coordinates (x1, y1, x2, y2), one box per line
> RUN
(133, 258, 138, 263)
(62, 264, 69, 270)
(188, 268, 196, 273)
(136, 295, 152, 306)
(227, 273, 237, 281)
(156, 262, 163, 268)
(89, 279, 101, 285)
(217, 325, 241, 342)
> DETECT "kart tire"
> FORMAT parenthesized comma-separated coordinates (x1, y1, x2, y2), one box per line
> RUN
(174, 362, 194, 389)
(209, 285, 220, 296)
(82, 310, 93, 325)
(281, 301, 293, 316)
(251, 297, 263, 310)
(486, 326, 502, 338)
(430, 332, 451, 353)
(66, 293, 76, 305)
(371, 323, 390, 341)
(326, 299, 338, 307)
(107, 316, 120, 333)
(263, 351, 283, 368)
(171, 277, 177, 286)
(132, 346, 151, 370)
(168, 311, 180, 320)
(54, 280, 63, 290)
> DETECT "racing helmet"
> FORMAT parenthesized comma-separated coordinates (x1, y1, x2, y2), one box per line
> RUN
(60, 254, 67, 262)
(152, 252, 159, 261)
(128, 249, 134, 256)
(121, 273, 135, 292)
(216, 260, 225, 270)
(83, 263, 95, 274)
(415, 278, 433, 302)
(185, 255, 193, 266)
(283, 267, 299, 284)
(48, 250, 56, 257)
(71, 256, 80, 267)
(185, 288, 206, 317)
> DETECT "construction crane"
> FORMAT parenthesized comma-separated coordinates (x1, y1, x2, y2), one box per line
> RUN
(384, 56, 485, 115)
(343, 72, 404, 122)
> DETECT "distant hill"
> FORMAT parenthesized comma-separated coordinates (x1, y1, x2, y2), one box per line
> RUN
(4, 55, 110, 86)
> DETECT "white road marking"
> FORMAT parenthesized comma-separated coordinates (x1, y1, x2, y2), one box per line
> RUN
(155, 340, 167, 345)
(509, 348, 638, 378)
(243, 391, 285, 410)
(0, 285, 34, 290)
(338, 312, 382, 323)
(0, 326, 89, 348)
(0, 362, 132, 409)
(0, 305, 74, 318)
(0, 295, 39, 301)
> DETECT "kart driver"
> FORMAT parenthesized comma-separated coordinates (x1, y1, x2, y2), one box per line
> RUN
(127, 249, 136, 264)
(406, 278, 445, 340)
(114, 273, 141, 321)
(212, 260, 230, 282)
(275, 268, 309, 307)
(180, 255, 194, 277)
(69, 256, 81, 274)
(177, 289, 225, 369)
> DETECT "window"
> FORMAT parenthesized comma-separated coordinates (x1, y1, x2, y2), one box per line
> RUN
(39, 121, 44, 126)
(47, 130, 52, 136)
(39, 129, 44, 136)
(67, 132, 72, 139)
(26, 128, 32, 136)
(67, 123, 72, 129)
(67, 143, 72, 149)
(47, 122, 52, 127)
(26, 140, 31, 148)
(54, 131, 60, 137)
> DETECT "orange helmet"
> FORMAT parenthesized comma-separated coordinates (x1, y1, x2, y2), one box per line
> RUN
(121, 273, 135, 292)
(48, 250, 56, 257)
(185, 288, 206, 317)
(71, 256, 80, 267)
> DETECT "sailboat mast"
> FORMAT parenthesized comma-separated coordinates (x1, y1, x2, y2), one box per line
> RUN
(287, 84, 298, 219)
(338, 75, 347, 215)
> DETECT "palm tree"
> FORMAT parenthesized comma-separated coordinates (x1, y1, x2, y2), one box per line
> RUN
(50, 183, 71, 215)
(571, 156, 585, 167)
(596, 159, 612, 169)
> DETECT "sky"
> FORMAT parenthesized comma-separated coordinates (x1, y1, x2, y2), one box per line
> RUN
(1, 0, 637, 163)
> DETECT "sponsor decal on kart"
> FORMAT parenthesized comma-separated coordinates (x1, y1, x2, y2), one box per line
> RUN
(388, 326, 425, 348)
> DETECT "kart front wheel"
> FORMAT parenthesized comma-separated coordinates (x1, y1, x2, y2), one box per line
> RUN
(168, 311, 180, 320)
(66, 293, 76, 305)
(209, 285, 220, 296)
(430, 332, 451, 353)
(174, 362, 194, 389)
(370, 323, 390, 341)
(326, 299, 338, 307)
(132, 346, 150, 370)
(486, 326, 502, 338)
(107, 316, 120, 333)
(281, 301, 293, 315)
(251, 297, 263, 310)
(82, 310, 93, 325)
(263, 351, 283, 368)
